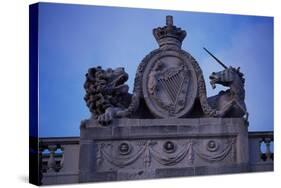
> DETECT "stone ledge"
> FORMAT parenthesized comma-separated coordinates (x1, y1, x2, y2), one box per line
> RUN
(80, 163, 251, 182)
(80, 118, 247, 140)
(82, 118, 245, 128)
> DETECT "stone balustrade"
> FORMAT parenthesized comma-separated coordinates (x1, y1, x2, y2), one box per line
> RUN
(248, 131, 274, 172)
(38, 137, 80, 185)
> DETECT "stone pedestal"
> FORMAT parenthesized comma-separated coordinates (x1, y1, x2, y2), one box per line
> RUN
(79, 118, 248, 182)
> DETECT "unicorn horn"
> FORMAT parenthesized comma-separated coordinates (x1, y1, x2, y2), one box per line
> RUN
(203, 47, 228, 69)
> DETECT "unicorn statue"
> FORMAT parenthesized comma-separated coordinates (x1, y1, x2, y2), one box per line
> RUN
(204, 48, 249, 121)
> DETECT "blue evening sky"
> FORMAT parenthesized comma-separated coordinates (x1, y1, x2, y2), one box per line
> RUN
(37, 3, 273, 137)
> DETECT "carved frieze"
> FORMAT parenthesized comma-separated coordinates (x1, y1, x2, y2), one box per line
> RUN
(95, 137, 236, 171)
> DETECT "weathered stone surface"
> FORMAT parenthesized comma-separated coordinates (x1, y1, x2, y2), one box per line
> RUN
(142, 50, 198, 118)
(83, 66, 132, 125)
(79, 118, 249, 182)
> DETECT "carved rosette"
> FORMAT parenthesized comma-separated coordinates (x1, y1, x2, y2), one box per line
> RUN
(193, 138, 236, 162)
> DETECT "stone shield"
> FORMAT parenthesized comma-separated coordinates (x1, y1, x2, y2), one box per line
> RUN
(142, 50, 198, 118)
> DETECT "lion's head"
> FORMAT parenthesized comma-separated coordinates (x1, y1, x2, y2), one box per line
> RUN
(84, 66, 129, 118)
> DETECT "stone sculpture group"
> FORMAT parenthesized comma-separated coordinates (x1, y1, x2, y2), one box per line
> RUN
(83, 15, 248, 125)
(79, 16, 249, 182)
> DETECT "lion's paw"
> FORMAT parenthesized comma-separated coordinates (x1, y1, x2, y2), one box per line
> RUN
(97, 110, 114, 125)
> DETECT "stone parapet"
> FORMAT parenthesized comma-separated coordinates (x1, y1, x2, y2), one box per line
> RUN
(79, 118, 249, 182)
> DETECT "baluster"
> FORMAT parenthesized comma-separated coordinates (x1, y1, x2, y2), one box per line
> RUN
(267, 138, 274, 160)
(47, 145, 57, 172)
(259, 139, 267, 161)
(265, 138, 271, 161)
(57, 146, 64, 171)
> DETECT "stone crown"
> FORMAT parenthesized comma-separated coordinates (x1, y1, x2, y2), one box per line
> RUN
(153, 16, 187, 48)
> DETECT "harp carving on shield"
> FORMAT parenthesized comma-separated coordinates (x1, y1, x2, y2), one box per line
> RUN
(148, 64, 190, 114)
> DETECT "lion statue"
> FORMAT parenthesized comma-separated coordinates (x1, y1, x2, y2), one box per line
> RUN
(83, 66, 131, 125)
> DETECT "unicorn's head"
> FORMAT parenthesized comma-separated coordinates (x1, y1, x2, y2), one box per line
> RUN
(209, 66, 245, 89)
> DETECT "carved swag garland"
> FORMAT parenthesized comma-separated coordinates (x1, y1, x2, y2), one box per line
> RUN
(96, 139, 236, 169)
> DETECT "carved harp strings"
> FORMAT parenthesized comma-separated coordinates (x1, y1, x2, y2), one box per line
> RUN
(158, 69, 184, 103)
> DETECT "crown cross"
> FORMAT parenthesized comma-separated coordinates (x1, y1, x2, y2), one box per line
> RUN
(153, 16, 187, 48)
